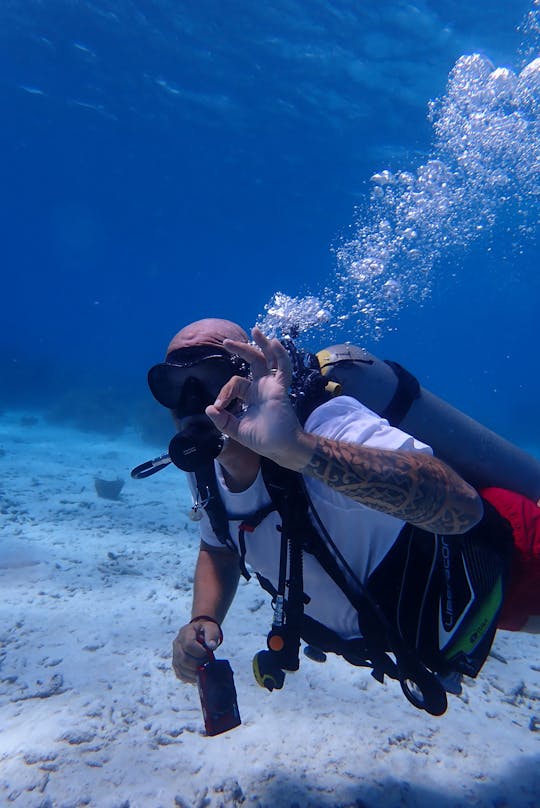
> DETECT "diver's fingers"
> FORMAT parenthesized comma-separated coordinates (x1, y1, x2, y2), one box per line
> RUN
(252, 328, 292, 384)
(223, 338, 267, 378)
(187, 619, 223, 652)
(172, 624, 209, 684)
(215, 375, 252, 410)
(206, 375, 253, 439)
(205, 404, 240, 440)
(251, 327, 273, 363)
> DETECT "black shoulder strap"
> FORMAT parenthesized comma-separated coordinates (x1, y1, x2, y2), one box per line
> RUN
(237, 502, 276, 580)
(193, 462, 237, 554)
(260, 460, 391, 671)
(382, 360, 421, 427)
(257, 459, 312, 672)
(194, 461, 279, 580)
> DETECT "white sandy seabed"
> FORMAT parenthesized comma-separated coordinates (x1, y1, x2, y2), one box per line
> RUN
(1, 411, 539, 808)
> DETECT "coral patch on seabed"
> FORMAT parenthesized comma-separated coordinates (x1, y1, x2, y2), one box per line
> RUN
(1, 411, 540, 808)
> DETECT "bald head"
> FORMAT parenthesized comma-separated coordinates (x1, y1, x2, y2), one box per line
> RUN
(166, 318, 249, 358)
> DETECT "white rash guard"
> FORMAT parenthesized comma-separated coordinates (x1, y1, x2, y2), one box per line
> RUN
(192, 396, 432, 639)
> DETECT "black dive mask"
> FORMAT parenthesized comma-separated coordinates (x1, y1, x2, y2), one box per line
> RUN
(132, 346, 248, 479)
(147, 346, 247, 413)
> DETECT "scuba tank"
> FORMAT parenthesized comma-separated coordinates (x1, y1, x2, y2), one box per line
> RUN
(316, 344, 540, 504)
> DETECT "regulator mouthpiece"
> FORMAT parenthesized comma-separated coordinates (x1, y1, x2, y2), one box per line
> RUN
(168, 415, 224, 472)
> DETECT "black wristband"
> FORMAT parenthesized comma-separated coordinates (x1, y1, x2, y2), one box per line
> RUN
(190, 615, 223, 643)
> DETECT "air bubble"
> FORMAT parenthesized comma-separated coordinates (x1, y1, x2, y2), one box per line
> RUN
(258, 39, 540, 341)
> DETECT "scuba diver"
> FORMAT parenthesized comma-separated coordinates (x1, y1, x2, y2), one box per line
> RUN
(134, 318, 540, 719)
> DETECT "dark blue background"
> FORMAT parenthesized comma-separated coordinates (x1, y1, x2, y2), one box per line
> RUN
(0, 1, 537, 444)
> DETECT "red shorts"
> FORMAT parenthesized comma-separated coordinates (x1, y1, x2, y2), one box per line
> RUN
(481, 487, 540, 631)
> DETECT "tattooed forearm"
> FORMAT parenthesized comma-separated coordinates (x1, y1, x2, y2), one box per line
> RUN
(303, 437, 483, 534)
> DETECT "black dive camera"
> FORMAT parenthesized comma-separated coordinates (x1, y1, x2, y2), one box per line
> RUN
(197, 650, 241, 736)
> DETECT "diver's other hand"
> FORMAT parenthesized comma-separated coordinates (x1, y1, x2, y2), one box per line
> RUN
(172, 619, 223, 683)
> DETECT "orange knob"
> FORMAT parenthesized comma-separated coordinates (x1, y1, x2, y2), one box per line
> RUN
(268, 634, 285, 652)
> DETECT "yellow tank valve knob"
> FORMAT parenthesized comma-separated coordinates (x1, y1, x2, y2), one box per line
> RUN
(324, 380, 342, 397)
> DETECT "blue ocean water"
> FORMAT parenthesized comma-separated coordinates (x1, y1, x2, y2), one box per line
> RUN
(1, 1, 539, 447)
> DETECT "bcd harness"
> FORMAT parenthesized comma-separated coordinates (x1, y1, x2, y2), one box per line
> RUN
(193, 451, 465, 715)
(190, 352, 507, 716)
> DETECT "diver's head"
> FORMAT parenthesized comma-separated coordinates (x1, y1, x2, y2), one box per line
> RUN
(149, 319, 249, 416)
(147, 319, 249, 471)
(166, 318, 249, 357)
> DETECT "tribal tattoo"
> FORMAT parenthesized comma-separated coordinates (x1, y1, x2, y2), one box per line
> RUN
(304, 436, 483, 534)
